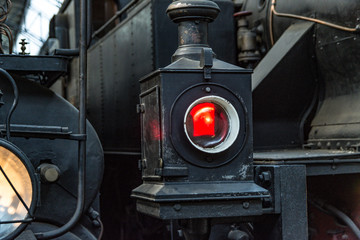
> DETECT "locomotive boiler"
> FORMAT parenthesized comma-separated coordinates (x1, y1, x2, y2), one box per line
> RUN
(1, 0, 360, 239)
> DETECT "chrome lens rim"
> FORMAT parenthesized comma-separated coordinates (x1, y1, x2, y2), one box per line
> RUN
(184, 95, 240, 153)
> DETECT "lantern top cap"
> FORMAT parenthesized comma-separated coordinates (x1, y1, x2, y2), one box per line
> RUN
(166, 0, 220, 23)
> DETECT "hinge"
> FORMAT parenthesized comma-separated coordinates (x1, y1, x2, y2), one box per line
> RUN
(136, 103, 145, 113)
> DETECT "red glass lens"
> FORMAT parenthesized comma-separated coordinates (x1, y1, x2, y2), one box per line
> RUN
(186, 102, 229, 148)
(190, 103, 215, 137)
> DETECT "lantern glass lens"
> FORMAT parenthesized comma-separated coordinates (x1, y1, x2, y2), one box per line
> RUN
(186, 102, 229, 149)
(0, 146, 32, 239)
(184, 95, 240, 154)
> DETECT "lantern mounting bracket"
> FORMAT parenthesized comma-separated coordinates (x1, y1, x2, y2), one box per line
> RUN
(200, 47, 213, 81)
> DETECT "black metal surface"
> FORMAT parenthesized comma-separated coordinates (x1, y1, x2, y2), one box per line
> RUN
(252, 22, 317, 150)
(254, 165, 308, 240)
(54, 48, 79, 56)
(91, 0, 139, 39)
(15, 230, 37, 240)
(0, 55, 69, 87)
(136, 198, 265, 220)
(244, 0, 360, 151)
(87, 0, 152, 153)
(25, 222, 97, 240)
(180, 219, 210, 240)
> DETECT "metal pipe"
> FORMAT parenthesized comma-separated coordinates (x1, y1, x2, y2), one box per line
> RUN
(323, 204, 360, 239)
(269, 0, 360, 45)
(87, 0, 92, 47)
(34, 0, 87, 238)
(0, 68, 19, 141)
(254, 159, 360, 165)
(91, 0, 139, 39)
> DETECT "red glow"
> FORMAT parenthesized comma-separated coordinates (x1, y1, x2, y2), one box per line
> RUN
(190, 103, 215, 137)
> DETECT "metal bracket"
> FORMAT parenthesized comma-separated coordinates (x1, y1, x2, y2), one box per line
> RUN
(0, 124, 72, 139)
(200, 48, 213, 81)
(69, 134, 87, 141)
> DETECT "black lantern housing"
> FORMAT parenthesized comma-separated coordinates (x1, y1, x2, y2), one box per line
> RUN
(132, 0, 269, 220)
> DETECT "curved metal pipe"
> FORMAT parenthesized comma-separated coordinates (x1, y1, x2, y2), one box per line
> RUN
(309, 200, 360, 239)
(0, 68, 19, 141)
(324, 204, 360, 239)
(269, 0, 359, 45)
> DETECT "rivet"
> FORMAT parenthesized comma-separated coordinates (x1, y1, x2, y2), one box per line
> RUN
(173, 204, 181, 211)
(243, 202, 250, 209)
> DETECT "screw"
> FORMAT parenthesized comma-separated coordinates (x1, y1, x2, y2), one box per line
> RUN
(243, 202, 250, 209)
(92, 219, 101, 228)
(205, 87, 211, 93)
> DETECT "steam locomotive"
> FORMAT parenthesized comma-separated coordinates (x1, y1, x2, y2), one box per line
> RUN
(0, 0, 360, 239)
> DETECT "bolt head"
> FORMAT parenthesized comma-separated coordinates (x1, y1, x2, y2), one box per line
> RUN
(173, 204, 182, 211)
